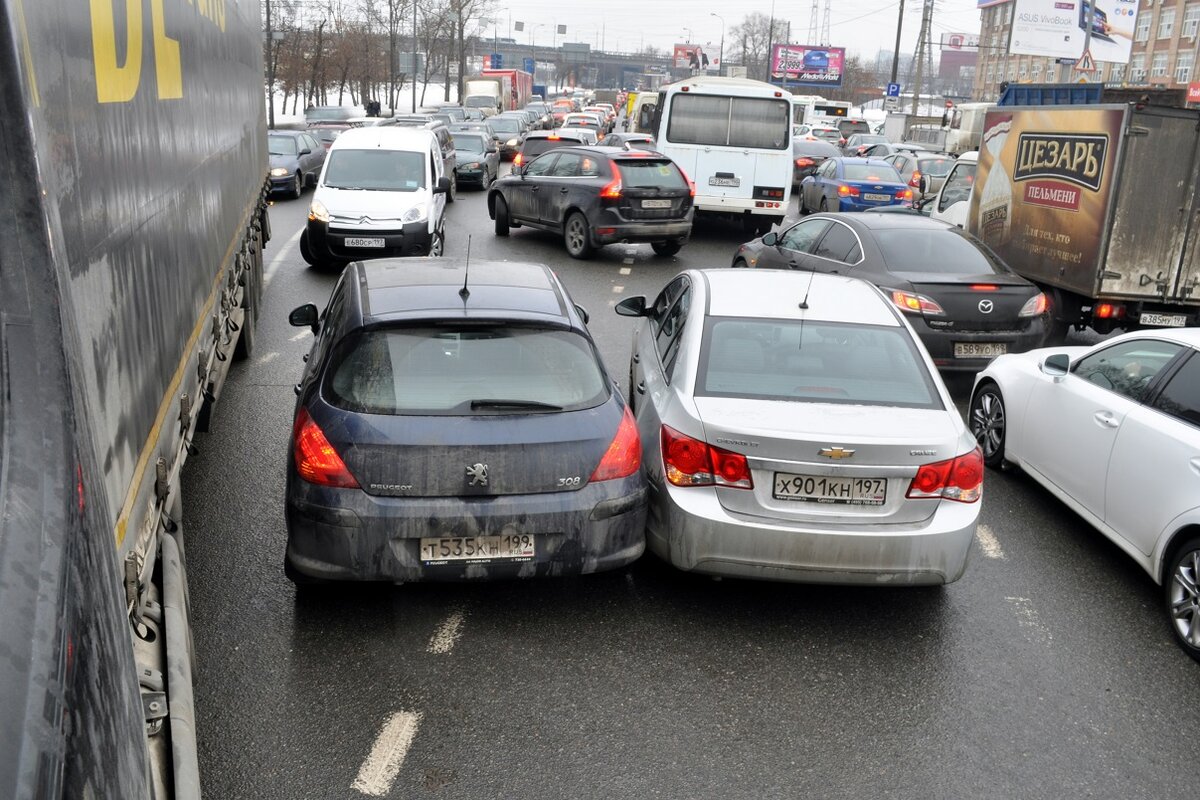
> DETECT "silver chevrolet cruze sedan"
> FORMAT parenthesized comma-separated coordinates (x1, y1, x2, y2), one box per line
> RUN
(615, 269, 982, 585)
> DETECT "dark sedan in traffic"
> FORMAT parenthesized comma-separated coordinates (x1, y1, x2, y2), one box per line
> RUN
(489, 146, 694, 259)
(792, 138, 841, 188)
(268, 130, 327, 198)
(732, 213, 1049, 370)
(284, 259, 647, 586)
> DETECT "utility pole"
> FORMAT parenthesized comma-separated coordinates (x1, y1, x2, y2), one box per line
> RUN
(412, 0, 417, 112)
(890, 0, 905, 85)
(808, 0, 818, 44)
(911, 0, 933, 116)
(265, 0, 274, 128)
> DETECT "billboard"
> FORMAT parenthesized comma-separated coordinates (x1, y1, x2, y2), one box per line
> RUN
(1010, 0, 1136, 63)
(968, 107, 1125, 282)
(673, 44, 710, 70)
(940, 32, 980, 51)
(769, 45, 846, 87)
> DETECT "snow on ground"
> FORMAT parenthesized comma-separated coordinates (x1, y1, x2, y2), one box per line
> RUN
(267, 82, 461, 126)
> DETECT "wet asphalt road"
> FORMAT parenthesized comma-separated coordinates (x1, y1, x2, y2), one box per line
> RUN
(182, 172, 1200, 799)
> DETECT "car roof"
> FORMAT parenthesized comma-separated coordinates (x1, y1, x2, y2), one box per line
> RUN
(699, 269, 901, 327)
(836, 157, 895, 165)
(524, 130, 582, 140)
(329, 126, 436, 151)
(351, 259, 574, 326)
(812, 212, 955, 233)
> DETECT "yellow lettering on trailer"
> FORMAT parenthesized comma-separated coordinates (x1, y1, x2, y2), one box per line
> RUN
(89, 0, 143, 103)
(151, 0, 182, 99)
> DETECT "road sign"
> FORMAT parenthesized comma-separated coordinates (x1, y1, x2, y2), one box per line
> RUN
(491, 52, 503, 69)
(886, 82, 901, 97)
(884, 96, 899, 111)
(523, 57, 535, 74)
(1074, 48, 1096, 73)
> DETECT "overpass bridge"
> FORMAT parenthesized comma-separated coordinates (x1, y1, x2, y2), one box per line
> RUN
(468, 38, 677, 89)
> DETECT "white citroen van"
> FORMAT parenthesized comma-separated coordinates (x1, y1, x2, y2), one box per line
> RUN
(301, 126, 451, 268)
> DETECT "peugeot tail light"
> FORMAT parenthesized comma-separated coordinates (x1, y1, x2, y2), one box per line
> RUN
(590, 407, 642, 482)
(293, 408, 360, 488)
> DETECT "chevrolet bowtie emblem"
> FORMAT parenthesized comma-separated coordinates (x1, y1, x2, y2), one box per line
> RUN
(819, 447, 855, 459)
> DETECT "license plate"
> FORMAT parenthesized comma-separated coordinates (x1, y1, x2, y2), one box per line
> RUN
(954, 342, 1007, 358)
(1140, 312, 1188, 327)
(344, 237, 385, 248)
(419, 534, 535, 563)
(642, 199, 672, 208)
(773, 473, 887, 506)
(708, 176, 740, 187)
(863, 193, 892, 202)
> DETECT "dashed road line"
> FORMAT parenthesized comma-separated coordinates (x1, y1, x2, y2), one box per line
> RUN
(263, 226, 304, 287)
(254, 351, 280, 366)
(1005, 596, 1052, 644)
(975, 523, 1005, 560)
(352, 711, 423, 797)
(612, 285, 625, 293)
(427, 609, 465, 655)
(290, 331, 309, 342)
(619, 267, 632, 275)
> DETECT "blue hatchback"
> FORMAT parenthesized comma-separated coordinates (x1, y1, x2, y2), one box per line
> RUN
(799, 157, 913, 214)
(284, 259, 647, 586)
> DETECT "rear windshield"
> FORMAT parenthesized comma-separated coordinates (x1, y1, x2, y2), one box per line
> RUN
(306, 107, 358, 122)
(439, 107, 467, 122)
(522, 137, 580, 157)
(617, 160, 686, 189)
(324, 149, 425, 191)
(697, 318, 941, 409)
(918, 157, 954, 176)
(268, 135, 298, 155)
(326, 326, 609, 415)
(843, 164, 902, 182)
(876, 228, 1011, 275)
(452, 134, 488, 154)
(489, 119, 521, 134)
(311, 129, 341, 143)
(666, 94, 790, 150)
(838, 120, 871, 135)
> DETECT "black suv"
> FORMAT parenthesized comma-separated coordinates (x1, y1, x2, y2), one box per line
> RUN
(488, 146, 694, 259)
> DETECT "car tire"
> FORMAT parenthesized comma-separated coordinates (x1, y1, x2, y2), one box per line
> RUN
(733, 258, 749, 269)
(969, 380, 1007, 469)
(564, 211, 594, 259)
(651, 240, 682, 257)
(447, 172, 457, 203)
(494, 195, 510, 236)
(430, 225, 445, 256)
(1166, 537, 1200, 663)
(291, 172, 303, 199)
(480, 168, 491, 190)
(819, 197, 829, 213)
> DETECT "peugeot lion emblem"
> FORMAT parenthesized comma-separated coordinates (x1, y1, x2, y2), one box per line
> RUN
(466, 463, 489, 486)
(978, 299, 994, 314)
(819, 447, 855, 459)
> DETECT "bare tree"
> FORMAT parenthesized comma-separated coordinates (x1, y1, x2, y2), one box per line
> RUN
(729, 12, 774, 79)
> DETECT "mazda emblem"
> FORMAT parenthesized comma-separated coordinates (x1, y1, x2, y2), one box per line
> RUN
(978, 299, 994, 314)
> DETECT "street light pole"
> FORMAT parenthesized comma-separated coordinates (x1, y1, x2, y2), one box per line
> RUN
(711, 13, 725, 76)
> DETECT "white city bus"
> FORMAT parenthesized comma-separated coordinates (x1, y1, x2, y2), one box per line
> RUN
(653, 76, 794, 234)
(790, 95, 853, 126)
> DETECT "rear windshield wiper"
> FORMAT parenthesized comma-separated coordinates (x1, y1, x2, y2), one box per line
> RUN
(469, 399, 564, 411)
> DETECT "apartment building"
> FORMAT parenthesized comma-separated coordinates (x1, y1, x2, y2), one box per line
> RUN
(973, 0, 1198, 99)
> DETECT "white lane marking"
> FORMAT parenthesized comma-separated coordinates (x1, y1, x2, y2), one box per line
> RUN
(975, 523, 1005, 560)
(263, 226, 305, 287)
(622, 258, 635, 265)
(1005, 596, 1052, 644)
(352, 711, 423, 797)
(254, 351, 280, 366)
(619, 267, 632, 275)
(612, 285, 625, 293)
(290, 331, 309, 342)
(427, 609, 465, 655)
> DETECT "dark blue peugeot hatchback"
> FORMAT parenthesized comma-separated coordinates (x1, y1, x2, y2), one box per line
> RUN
(284, 259, 647, 585)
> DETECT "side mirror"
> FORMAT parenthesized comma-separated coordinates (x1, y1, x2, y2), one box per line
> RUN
(761, 231, 779, 246)
(574, 303, 590, 324)
(614, 295, 649, 317)
(511, 163, 525, 176)
(299, 148, 312, 156)
(1041, 353, 1070, 377)
(918, 175, 928, 194)
(433, 176, 452, 195)
(289, 303, 320, 333)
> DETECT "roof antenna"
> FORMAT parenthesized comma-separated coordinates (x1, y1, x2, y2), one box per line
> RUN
(798, 266, 815, 310)
(459, 235, 471, 300)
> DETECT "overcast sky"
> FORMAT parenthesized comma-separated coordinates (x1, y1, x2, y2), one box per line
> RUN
(482, 0, 985, 62)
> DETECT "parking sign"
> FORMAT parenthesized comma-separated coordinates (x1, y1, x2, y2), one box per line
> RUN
(886, 82, 900, 97)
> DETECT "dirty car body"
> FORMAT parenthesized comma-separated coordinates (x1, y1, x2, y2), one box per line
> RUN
(285, 259, 646, 583)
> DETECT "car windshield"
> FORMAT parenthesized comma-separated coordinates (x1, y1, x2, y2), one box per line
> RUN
(326, 326, 609, 415)
(323, 149, 425, 191)
(697, 318, 941, 409)
(918, 157, 954, 176)
(489, 119, 520, 134)
(813, 129, 842, 143)
(843, 164, 902, 182)
(838, 120, 870, 135)
(452, 134, 488, 154)
(876, 227, 1012, 275)
(268, 135, 298, 155)
(617, 160, 686, 189)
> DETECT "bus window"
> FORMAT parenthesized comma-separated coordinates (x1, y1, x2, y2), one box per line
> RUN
(667, 95, 789, 150)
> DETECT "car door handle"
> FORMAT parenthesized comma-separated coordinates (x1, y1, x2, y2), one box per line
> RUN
(531, 185, 540, 192)
(636, 381, 646, 395)
(560, 188, 569, 193)
(1093, 411, 1120, 429)
(632, 353, 639, 364)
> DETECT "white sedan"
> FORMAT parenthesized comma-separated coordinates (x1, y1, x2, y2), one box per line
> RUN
(970, 330, 1200, 662)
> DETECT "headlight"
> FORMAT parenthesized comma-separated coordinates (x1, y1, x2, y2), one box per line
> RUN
(308, 200, 330, 223)
(467, 162, 481, 169)
(270, 167, 290, 177)
(402, 206, 427, 224)
(507, 138, 519, 146)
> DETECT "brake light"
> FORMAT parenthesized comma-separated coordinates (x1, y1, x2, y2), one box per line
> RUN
(1019, 292, 1048, 317)
(837, 184, 860, 197)
(896, 188, 913, 201)
(888, 289, 945, 316)
(970, 284, 999, 291)
(795, 157, 815, 168)
(599, 161, 623, 199)
(589, 407, 642, 482)
(909, 170, 922, 188)
(906, 448, 983, 503)
(292, 408, 360, 488)
(548, 134, 560, 140)
(513, 152, 524, 166)
(661, 425, 753, 489)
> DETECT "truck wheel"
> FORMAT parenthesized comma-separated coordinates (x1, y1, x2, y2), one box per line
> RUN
(291, 172, 303, 199)
(564, 212, 594, 259)
(651, 240, 682, 257)
(494, 196, 510, 236)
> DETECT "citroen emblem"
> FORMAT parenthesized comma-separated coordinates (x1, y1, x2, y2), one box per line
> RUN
(466, 463, 489, 486)
(819, 447, 855, 459)
(359, 216, 372, 225)
(978, 299, 994, 314)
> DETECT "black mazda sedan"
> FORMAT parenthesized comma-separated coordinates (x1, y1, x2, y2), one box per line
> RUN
(732, 213, 1049, 371)
(284, 259, 647, 586)
(488, 146, 694, 259)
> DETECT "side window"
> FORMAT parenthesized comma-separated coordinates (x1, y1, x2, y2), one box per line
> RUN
(580, 156, 601, 177)
(524, 153, 558, 176)
(1153, 352, 1200, 426)
(651, 276, 688, 332)
(812, 223, 861, 263)
(429, 151, 438, 181)
(779, 219, 831, 253)
(817, 160, 835, 178)
(938, 163, 976, 212)
(551, 153, 583, 177)
(1072, 339, 1184, 401)
(657, 288, 692, 380)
